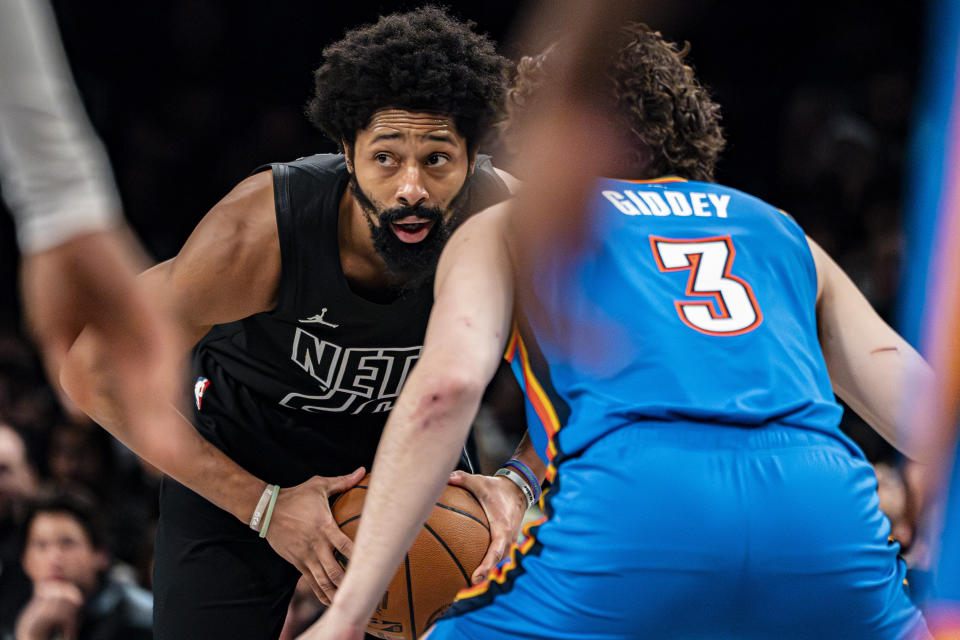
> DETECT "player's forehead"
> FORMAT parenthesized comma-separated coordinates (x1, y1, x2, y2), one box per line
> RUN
(358, 109, 464, 147)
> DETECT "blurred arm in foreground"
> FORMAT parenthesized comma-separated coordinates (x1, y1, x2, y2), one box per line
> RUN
(0, 0, 181, 413)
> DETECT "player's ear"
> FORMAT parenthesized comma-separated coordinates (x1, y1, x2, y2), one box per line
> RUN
(343, 140, 354, 173)
(467, 151, 478, 176)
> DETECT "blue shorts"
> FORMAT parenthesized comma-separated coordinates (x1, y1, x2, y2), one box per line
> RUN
(428, 423, 927, 640)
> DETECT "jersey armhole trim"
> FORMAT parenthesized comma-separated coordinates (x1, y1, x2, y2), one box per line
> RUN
(269, 164, 298, 316)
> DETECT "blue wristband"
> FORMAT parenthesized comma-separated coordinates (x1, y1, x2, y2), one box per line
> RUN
(504, 459, 541, 502)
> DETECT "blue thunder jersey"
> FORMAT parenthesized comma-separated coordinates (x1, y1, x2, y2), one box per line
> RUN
(508, 176, 854, 469)
(445, 177, 924, 640)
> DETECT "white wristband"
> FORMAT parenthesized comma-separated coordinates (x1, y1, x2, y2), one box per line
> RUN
(495, 467, 536, 509)
(249, 484, 276, 532)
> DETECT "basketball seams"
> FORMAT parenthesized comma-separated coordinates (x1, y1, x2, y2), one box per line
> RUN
(336, 514, 360, 528)
(422, 522, 472, 586)
(404, 553, 417, 640)
(331, 477, 490, 640)
(433, 503, 489, 532)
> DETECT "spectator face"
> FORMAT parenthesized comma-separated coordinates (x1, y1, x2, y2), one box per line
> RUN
(47, 424, 103, 489)
(22, 511, 108, 596)
(0, 424, 36, 520)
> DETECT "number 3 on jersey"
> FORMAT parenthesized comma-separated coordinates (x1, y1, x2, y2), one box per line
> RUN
(650, 236, 763, 336)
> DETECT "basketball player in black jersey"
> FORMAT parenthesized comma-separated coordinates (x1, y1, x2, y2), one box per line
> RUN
(60, 8, 543, 640)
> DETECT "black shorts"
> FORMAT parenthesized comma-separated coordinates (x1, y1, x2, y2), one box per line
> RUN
(153, 477, 300, 639)
(153, 478, 385, 640)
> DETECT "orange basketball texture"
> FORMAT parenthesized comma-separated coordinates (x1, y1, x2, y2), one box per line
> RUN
(331, 475, 491, 640)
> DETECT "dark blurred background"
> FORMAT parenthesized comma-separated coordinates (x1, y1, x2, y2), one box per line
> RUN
(0, 0, 928, 617)
(0, 0, 924, 323)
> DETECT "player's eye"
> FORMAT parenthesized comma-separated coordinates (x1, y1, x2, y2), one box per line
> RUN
(426, 154, 449, 167)
(374, 153, 396, 166)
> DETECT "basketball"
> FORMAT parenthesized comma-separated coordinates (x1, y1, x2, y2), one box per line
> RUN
(331, 474, 491, 640)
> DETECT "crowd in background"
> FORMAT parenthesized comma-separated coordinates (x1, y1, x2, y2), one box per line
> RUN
(0, 0, 930, 636)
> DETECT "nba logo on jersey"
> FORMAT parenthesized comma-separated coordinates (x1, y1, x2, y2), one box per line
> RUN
(194, 377, 211, 411)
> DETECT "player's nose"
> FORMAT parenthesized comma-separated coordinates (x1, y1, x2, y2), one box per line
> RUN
(395, 165, 428, 207)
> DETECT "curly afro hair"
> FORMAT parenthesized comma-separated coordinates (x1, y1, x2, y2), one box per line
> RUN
(501, 25, 724, 181)
(306, 7, 509, 154)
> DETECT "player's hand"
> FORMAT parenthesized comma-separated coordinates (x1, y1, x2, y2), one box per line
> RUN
(448, 469, 529, 584)
(14, 580, 83, 640)
(901, 460, 943, 568)
(293, 602, 366, 640)
(265, 467, 366, 605)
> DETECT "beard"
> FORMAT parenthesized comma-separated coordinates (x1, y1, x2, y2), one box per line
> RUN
(350, 175, 468, 292)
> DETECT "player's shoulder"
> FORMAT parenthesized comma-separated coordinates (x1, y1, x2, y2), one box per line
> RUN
(610, 175, 762, 202)
(438, 202, 512, 281)
(630, 176, 777, 208)
(464, 154, 514, 211)
(675, 178, 804, 227)
(253, 153, 347, 182)
(699, 180, 795, 218)
(201, 170, 277, 242)
(472, 153, 497, 176)
(444, 202, 512, 261)
(286, 153, 347, 176)
(456, 200, 512, 235)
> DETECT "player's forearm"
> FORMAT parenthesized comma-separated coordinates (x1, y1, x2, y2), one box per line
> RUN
(812, 238, 939, 462)
(818, 288, 937, 461)
(332, 208, 515, 622)
(833, 342, 938, 463)
(154, 414, 269, 523)
(60, 326, 266, 522)
(331, 365, 485, 623)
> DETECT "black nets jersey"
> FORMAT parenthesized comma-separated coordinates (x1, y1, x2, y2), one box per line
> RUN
(188, 154, 509, 486)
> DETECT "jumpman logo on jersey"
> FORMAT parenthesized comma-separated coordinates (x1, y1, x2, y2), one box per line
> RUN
(298, 308, 339, 329)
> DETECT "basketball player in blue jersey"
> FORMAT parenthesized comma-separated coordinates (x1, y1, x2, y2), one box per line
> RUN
(58, 9, 543, 640)
(305, 24, 936, 640)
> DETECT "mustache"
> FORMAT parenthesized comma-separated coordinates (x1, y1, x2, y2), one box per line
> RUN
(377, 205, 444, 224)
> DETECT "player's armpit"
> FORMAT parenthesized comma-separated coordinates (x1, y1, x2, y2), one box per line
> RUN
(808, 236, 937, 462)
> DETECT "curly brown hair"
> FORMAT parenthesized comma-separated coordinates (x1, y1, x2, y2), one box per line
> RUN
(501, 24, 724, 181)
(492, 44, 555, 159)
